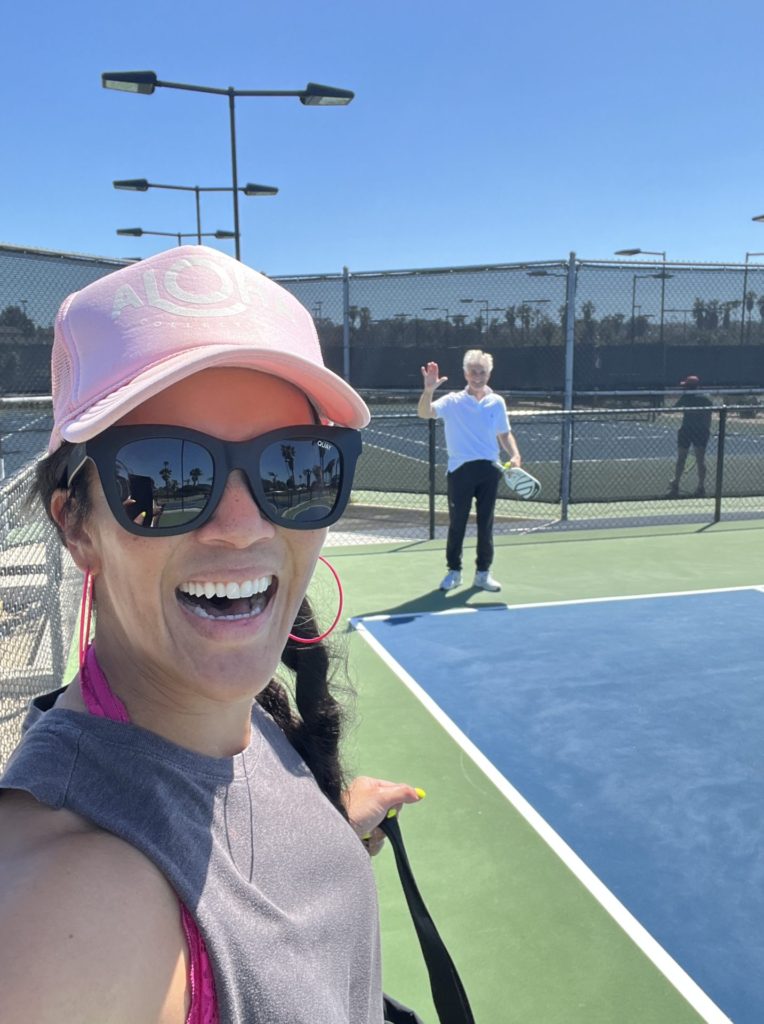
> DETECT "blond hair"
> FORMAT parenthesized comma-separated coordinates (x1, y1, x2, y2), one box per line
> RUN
(463, 349, 494, 373)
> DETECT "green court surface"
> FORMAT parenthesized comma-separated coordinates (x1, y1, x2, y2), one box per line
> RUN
(329, 521, 763, 1023)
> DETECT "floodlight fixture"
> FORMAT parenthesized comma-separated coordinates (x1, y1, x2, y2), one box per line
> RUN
(116, 227, 236, 246)
(102, 69, 353, 258)
(300, 82, 354, 106)
(112, 177, 278, 243)
(102, 71, 157, 94)
(615, 247, 667, 259)
(113, 178, 150, 191)
(242, 183, 279, 196)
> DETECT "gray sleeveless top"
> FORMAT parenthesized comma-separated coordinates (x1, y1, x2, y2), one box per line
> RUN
(1, 692, 383, 1024)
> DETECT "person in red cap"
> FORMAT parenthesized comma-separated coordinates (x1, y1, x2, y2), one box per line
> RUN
(667, 375, 713, 498)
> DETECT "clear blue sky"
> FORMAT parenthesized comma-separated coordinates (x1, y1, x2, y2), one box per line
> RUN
(3, 0, 764, 275)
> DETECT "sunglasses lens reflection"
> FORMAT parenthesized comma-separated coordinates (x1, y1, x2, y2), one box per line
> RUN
(260, 439, 341, 523)
(114, 440, 213, 530)
(112, 436, 343, 530)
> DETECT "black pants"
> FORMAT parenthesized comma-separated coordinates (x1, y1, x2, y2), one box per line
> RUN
(446, 460, 501, 572)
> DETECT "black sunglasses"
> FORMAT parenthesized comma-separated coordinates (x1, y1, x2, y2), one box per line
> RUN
(66, 424, 362, 536)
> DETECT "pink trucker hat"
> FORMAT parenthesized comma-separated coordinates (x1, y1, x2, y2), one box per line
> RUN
(48, 245, 369, 452)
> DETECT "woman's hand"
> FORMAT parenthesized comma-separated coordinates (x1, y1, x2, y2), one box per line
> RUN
(343, 776, 425, 856)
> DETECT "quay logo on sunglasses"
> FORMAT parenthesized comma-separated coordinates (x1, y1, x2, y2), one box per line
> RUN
(67, 424, 362, 535)
(111, 254, 297, 322)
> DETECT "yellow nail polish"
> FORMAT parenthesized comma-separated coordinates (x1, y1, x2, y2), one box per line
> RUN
(415, 788, 427, 799)
(386, 808, 398, 819)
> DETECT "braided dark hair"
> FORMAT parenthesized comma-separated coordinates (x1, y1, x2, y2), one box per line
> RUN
(257, 610, 350, 818)
(30, 443, 352, 815)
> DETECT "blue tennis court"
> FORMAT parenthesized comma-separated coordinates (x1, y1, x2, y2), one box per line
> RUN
(352, 587, 764, 1024)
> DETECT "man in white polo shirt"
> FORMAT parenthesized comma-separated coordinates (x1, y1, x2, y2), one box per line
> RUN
(418, 349, 521, 591)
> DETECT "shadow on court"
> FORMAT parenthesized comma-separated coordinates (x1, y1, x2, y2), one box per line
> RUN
(346, 584, 506, 624)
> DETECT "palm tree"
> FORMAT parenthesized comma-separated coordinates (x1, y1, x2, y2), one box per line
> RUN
(580, 300, 596, 343)
(280, 444, 296, 488)
(159, 461, 173, 497)
(705, 300, 720, 331)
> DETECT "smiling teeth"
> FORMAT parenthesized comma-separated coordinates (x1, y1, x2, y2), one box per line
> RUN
(188, 603, 263, 621)
(178, 576, 273, 598)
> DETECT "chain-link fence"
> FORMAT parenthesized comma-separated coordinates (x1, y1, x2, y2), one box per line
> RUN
(4, 245, 764, 400)
(330, 402, 763, 543)
(0, 245, 130, 396)
(0, 461, 81, 769)
(3, 394, 762, 768)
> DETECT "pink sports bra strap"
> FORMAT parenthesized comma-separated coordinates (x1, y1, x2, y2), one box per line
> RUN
(79, 644, 219, 1024)
(80, 646, 130, 723)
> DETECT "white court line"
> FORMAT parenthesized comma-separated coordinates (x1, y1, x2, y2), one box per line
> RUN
(350, 596, 745, 1024)
(356, 583, 764, 623)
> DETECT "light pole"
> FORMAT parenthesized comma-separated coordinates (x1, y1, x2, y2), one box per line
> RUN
(739, 251, 764, 344)
(527, 269, 568, 335)
(630, 273, 667, 344)
(117, 227, 237, 247)
(459, 297, 490, 333)
(113, 179, 278, 246)
(422, 306, 450, 320)
(102, 72, 354, 260)
(664, 308, 692, 340)
(616, 249, 671, 383)
(485, 307, 506, 329)
(524, 299, 550, 342)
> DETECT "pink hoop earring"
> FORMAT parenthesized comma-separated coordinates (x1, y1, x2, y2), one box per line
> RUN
(288, 555, 344, 645)
(78, 571, 94, 669)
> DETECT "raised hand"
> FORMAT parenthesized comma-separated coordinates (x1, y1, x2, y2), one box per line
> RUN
(421, 361, 448, 390)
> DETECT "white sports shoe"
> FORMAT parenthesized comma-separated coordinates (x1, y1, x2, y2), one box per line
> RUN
(473, 570, 501, 592)
(439, 569, 462, 591)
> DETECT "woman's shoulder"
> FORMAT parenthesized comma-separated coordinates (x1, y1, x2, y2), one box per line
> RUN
(0, 790, 188, 1023)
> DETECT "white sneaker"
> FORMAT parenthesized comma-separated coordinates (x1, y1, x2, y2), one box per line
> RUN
(473, 570, 501, 592)
(439, 569, 462, 591)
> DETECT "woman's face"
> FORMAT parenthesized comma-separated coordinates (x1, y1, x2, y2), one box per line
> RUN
(66, 367, 326, 704)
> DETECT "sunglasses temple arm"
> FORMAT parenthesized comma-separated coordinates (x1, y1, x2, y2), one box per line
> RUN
(64, 444, 89, 488)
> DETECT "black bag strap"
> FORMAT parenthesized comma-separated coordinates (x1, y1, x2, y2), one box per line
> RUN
(379, 813, 475, 1024)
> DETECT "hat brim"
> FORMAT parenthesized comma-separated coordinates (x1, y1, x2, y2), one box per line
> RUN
(54, 345, 369, 449)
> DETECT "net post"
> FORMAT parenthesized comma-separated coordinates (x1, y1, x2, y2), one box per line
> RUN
(560, 251, 577, 519)
(713, 405, 727, 523)
(428, 418, 436, 539)
(342, 266, 350, 383)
